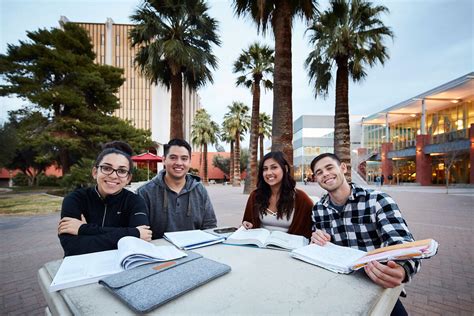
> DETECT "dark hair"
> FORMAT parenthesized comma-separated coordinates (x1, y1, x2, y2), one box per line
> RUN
(310, 153, 341, 173)
(254, 151, 296, 220)
(164, 139, 192, 157)
(94, 141, 134, 172)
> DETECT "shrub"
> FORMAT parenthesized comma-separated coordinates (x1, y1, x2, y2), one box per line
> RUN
(13, 173, 29, 186)
(60, 158, 95, 192)
(37, 174, 61, 186)
(132, 167, 151, 182)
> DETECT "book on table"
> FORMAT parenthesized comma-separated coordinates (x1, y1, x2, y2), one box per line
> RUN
(224, 226, 309, 251)
(290, 238, 439, 274)
(163, 229, 226, 250)
(49, 236, 187, 292)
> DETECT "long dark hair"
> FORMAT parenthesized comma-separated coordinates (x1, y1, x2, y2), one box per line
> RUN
(254, 151, 296, 220)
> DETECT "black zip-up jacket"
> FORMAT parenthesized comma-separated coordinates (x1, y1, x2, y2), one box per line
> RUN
(59, 186, 149, 257)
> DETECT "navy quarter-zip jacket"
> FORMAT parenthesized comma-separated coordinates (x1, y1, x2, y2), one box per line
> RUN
(59, 186, 149, 257)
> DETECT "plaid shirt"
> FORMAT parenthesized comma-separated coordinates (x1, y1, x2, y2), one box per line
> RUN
(312, 183, 420, 281)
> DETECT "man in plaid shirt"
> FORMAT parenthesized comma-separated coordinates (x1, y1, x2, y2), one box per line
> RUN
(310, 153, 420, 316)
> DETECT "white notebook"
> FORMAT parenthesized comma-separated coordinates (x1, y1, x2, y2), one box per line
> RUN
(50, 236, 186, 292)
(164, 230, 226, 250)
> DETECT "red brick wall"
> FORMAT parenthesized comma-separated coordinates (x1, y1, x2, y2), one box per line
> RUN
(416, 135, 432, 185)
(381, 143, 393, 180)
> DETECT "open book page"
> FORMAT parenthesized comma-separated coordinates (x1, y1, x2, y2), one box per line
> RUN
(50, 250, 122, 292)
(224, 227, 270, 248)
(164, 230, 226, 250)
(264, 231, 309, 251)
(117, 237, 187, 270)
(351, 239, 439, 270)
(290, 243, 366, 274)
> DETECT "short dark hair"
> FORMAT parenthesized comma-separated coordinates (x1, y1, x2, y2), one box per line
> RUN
(310, 153, 341, 172)
(164, 139, 192, 157)
(95, 141, 134, 171)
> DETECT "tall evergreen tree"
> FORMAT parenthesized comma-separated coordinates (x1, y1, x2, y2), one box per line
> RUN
(130, 0, 221, 139)
(233, 42, 274, 193)
(0, 23, 153, 174)
(305, 0, 393, 180)
(233, 0, 317, 169)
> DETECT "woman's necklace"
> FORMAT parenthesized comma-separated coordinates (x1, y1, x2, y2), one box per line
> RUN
(266, 208, 278, 216)
(267, 193, 279, 216)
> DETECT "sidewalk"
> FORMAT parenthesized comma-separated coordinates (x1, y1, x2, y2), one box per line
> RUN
(1, 184, 473, 315)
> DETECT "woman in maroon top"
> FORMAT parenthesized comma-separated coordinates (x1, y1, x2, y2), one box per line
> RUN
(242, 151, 314, 238)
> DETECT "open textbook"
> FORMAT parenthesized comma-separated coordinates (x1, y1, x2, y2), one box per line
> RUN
(225, 227, 309, 251)
(164, 230, 226, 250)
(290, 238, 439, 274)
(50, 236, 186, 292)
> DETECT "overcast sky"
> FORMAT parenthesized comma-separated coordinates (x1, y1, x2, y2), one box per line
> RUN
(1, 0, 473, 128)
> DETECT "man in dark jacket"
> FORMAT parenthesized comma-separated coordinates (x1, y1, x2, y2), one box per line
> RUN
(138, 139, 217, 239)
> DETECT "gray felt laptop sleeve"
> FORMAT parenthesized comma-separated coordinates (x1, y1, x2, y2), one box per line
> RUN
(99, 252, 231, 313)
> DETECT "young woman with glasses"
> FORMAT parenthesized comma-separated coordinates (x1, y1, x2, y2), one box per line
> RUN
(58, 141, 152, 256)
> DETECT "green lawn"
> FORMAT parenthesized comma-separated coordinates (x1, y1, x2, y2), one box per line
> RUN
(0, 193, 63, 215)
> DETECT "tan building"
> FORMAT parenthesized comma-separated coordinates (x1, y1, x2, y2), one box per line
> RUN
(59, 16, 201, 153)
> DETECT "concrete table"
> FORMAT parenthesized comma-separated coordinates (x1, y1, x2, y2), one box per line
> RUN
(38, 240, 402, 315)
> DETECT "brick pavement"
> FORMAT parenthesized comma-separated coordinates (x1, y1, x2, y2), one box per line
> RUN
(1, 184, 473, 315)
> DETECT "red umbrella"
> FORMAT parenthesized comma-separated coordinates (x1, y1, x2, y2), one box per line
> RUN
(131, 152, 163, 180)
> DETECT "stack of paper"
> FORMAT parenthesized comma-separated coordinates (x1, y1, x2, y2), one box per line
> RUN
(164, 230, 226, 250)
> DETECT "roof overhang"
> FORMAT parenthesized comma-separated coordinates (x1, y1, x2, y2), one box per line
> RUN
(363, 72, 474, 125)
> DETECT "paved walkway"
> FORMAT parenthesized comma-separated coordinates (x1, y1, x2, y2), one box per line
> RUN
(1, 184, 473, 315)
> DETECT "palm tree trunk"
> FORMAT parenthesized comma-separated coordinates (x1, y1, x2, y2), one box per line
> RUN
(199, 144, 203, 171)
(334, 58, 351, 182)
(229, 141, 234, 183)
(233, 132, 241, 186)
(271, 2, 293, 172)
(246, 80, 261, 193)
(203, 143, 208, 185)
(170, 72, 184, 139)
(259, 134, 264, 161)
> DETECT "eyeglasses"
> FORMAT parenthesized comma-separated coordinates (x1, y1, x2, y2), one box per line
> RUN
(97, 165, 130, 178)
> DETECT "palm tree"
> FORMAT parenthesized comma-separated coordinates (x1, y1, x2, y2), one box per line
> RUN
(223, 102, 250, 186)
(233, 42, 274, 193)
(130, 0, 221, 139)
(191, 108, 220, 185)
(220, 126, 235, 183)
(233, 0, 317, 169)
(305, 0, 393, 181)
(258, 112, 272, 161)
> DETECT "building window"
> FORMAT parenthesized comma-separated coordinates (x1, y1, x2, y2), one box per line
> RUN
(116, 35, 120, 46)
(115, 56, 120, 67)
(100, 34, 105, 46)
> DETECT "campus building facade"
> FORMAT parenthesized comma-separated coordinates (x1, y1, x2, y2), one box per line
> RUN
(359, 72, 473, 185)
(293, 115, 363, 181)
(59, 17, 201, 153)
